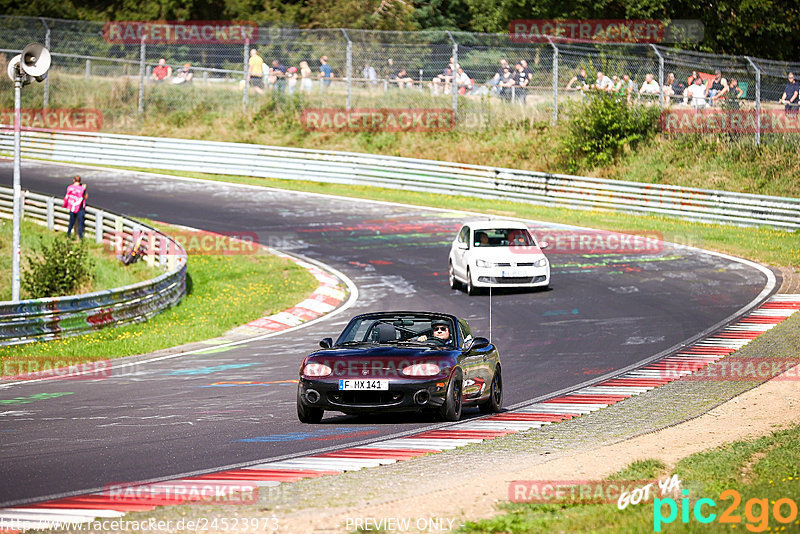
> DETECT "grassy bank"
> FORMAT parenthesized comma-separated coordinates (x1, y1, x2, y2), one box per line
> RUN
(0, 217, 157, 301)
(3, 74, 798, 198)
(0, 224, 319, 367)
(462, 423, 800, 533)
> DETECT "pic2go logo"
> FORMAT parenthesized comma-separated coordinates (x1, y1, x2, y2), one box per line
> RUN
(654, 489, 799, 532)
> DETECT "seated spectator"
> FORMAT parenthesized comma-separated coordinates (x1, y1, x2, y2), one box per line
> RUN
(300, 60, 313, 93)
(566, 68, 589, 91)
(685, 75, 708, 108)
(662, 72, 677, 99)
(639, 73, 660, 95)
(611, 75, 622, 93)
(382, 58, 394, 81)
(592, 70, 613, 91)
(395, 68, 414, 89)
(726, 78, 743, 109)
(172, 62, 193, 84)
(286, 66, 298, 94)
(490, 58, 510, 95)
(499, 66, 516, 101)
(151, 58, 172, 83)
(779, 72, 799, 114)
(362, 62, 377, 86)
(455, 66, 473, 94)
(431, 66, 453, 94)
(618, 74, 637, 103)
(707, 69, 729, 105)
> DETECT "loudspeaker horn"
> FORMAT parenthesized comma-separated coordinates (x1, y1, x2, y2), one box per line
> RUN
(20, 43, 51, 78)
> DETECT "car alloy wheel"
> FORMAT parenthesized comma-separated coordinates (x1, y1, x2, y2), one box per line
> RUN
(440, 369, 463, 421)
(449, 261, 458, 289)
(466, 268, 479, 296)
(479, 369, 503, 414)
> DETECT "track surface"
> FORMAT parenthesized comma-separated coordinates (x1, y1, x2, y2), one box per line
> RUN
(0, 161, 771, 505)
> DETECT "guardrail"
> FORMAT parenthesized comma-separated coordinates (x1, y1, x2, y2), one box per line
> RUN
(1, 130, 798, 230)
(0, 185, 187, 346)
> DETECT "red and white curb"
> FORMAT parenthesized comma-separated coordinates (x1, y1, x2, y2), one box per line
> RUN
(239, 251, 347, 333)
(2, 294, 798, 530)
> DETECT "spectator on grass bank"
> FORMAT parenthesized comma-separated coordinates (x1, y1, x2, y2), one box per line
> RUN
(685, 75, 707, 108)
(382, 58, 394, 81)
(592, 70, 613, 91)
(172, 63, 193, 84)
(395, 68, 414, 89)
(286, 66, 298, 94)
(431, 65, 453, 94)
(455, 66, 472, 94)
(151, 58, 171, 83)
(299, 61, 313, 93)
(318, 56, 333, 88)
(248, 49, 265, 95)
(727, 78, 743, 109)
(490, 58, 510, 95)
(639, 73, 660, 95)
(514, 62, 531, 104)
(566, 68, 589, 91)
(499, 66, 515, 101)
(63, 175, 87, 239)
(362, 62, 377, 85)
(270, 60, 286, 91)
(707, 70, 729, 105)
(780, 72, 799, 114)
(663, 72, 685, 101)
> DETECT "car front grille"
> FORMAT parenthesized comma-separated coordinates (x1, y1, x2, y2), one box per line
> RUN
(478, 275, 547, 284)
(327, 391, 405, 406)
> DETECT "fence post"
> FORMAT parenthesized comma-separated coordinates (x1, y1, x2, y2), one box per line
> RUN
(39, 18, 50, 108)
(243, 38, 249, 113)
(447, 31, 458, 126)
(137, 37, 145, 116)
(46, 197, 54, 230)
(342, 29, 352, 111)
(85, 58, 90, 80)
(651, 44, 665, 107)
(94, 210, 103, 244)
(745, 57, 761, 146)
(547, 37, 558, 124)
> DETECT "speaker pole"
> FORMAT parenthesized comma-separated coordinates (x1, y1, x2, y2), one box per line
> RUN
(11, 72, 22, 302)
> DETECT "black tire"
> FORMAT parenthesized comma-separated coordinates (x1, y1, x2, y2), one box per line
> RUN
(479, 368, 503, 414)
(439, 369, 463, 422)
(449, 261, 459, 289)
(297, 389, 324, 424)
(466, 268, 479, 296)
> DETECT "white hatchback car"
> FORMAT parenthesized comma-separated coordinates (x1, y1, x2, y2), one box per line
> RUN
(448, 220, 550, 295)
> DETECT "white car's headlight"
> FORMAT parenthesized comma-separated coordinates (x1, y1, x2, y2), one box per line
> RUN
(533, 258, 548, 267)
(475, 259, 493, 268)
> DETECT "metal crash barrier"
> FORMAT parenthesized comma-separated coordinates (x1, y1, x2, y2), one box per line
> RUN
(1, 130, 798, 230)
(0, 185, 187, 346)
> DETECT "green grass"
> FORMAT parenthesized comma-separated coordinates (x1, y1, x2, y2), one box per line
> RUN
(461, 425, 800, 533)
(82, 166, 800, 267)
(0, 217, 157, 301)
(0, 223, 319, 367)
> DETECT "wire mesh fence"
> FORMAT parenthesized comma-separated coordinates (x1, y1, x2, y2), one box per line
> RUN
(1, 15, 798, 144)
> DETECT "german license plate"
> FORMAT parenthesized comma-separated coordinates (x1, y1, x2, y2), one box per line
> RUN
(501, 269, 526, 277)
(338, 379, 389, 391)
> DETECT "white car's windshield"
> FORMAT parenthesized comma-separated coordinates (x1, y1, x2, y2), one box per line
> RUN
(473, 228, 534, 247)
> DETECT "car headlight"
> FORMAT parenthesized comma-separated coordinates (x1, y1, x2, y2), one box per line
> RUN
(402, 363, 441, 377)
(475, 259, 493, 268)
(533, 258, 548, 267)
(302, 362, 332, 377)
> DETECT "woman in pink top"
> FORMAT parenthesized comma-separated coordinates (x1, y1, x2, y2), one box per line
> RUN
(63, 175, 88, 239)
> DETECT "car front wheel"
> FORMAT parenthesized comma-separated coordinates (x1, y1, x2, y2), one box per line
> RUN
(449, 261, 459, 289)
(297, 389, 324, 423)
(466, 268, 479, 296)
(440, 369, 463, 421)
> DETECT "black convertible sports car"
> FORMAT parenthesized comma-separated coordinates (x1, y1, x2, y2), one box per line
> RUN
(297, 311, 502, 423)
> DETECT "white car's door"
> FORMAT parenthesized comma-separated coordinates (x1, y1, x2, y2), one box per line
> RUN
(453, 226, 472, 280)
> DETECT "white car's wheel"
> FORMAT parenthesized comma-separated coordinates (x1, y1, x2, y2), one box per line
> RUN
(466, 268, 479, 296)
(449, 261, 459, 289)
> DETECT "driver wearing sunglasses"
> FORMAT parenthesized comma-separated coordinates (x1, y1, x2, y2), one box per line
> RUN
(414, 319, 452, 345)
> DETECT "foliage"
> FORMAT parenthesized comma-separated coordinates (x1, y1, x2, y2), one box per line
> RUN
(561, 91, 660, 172)
(21, 235, 95, 298)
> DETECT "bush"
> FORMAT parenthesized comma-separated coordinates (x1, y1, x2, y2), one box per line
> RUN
(22, 236, 95, 298)
(562, 91, 661, 172)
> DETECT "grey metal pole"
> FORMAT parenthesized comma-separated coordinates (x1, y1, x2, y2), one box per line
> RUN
(342, 29, 352, 111)
(12, 75, 22, 302)
(548, 37, 558, 124)
(40, 18, 50, 108)
(85, 58, 90, 80)
(243, 38, 249, 112)
(651, 44, 664, 107)
(745, 57, 761, 146)
(137, 37, 145, 115)
(447, 31, 457, 126)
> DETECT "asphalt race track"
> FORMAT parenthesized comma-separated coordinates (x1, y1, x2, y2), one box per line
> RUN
(0, 160, 774, 506)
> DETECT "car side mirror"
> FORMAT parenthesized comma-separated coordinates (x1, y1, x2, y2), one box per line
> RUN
(457, 242, 468, 250)
(539, 241, 550, 249)
(466, 337, 490, 351)
(319, 337, 333, 349)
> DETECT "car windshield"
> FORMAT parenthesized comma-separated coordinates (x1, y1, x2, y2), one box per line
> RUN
(336, 314, 455, 346)
(473, 228, 534, 247)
